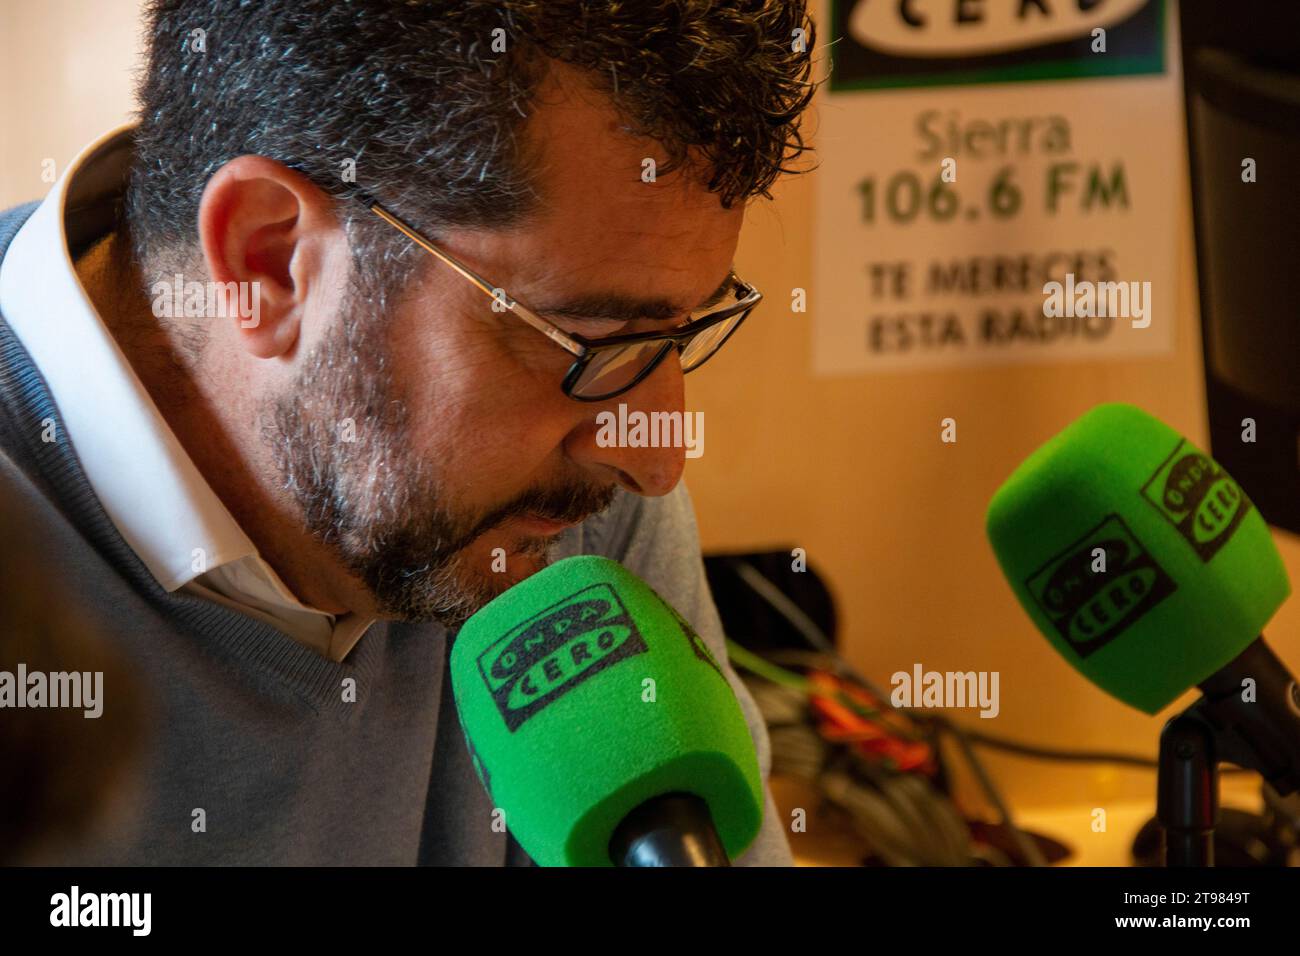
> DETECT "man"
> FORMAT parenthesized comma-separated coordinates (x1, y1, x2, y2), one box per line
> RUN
(0, 0, 816, 864)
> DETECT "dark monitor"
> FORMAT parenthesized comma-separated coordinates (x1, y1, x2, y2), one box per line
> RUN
(1181, 2, 1300, 533)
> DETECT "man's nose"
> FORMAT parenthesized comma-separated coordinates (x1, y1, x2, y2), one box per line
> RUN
(566, 350, 687, 497)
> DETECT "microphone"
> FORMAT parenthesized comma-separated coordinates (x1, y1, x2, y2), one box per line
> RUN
(448, 555, 765, 866)
(985, 403, 1300, 797)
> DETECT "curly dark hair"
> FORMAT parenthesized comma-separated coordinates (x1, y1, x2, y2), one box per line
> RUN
(125, 0, 819, 291)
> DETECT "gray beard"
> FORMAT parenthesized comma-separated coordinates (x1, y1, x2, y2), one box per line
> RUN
(261, 273, 615, 628)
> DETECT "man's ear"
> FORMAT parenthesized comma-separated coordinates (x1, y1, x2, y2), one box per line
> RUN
(196, 155, 340, 360)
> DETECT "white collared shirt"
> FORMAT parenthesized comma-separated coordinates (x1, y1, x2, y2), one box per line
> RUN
(0, 124, 374, 661)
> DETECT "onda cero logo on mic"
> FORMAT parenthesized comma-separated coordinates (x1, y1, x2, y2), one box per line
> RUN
(1024, 514, 1176, 657)
(477, 584, 649, 731)
(1140, 439, 1252, 562)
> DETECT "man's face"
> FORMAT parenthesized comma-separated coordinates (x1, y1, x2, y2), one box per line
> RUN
(266, 65, 746, 626)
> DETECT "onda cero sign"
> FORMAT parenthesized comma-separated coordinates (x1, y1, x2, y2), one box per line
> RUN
(832, 0, 1165, 90)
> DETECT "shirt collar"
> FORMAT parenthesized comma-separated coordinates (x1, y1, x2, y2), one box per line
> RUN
(0, 123, 374, 659)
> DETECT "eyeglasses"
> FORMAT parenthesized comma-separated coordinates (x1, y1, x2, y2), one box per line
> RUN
(369, 202, 762, 402)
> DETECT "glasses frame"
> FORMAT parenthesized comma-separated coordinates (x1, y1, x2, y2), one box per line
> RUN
(369, 202, 762, 402)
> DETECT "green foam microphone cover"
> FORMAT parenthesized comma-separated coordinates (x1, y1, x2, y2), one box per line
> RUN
(449, 555, 764, 866)
(986, 403, 1290, 714)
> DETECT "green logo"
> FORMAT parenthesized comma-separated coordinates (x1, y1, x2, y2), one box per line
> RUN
(831, 0, 1164, 91)
(1140, 440, 1250, 562)
(477, 583, 648, 731)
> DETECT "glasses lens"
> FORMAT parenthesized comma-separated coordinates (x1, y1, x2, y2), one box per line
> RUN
(679, 310, 749, 371)
(572, 339, 673, 399)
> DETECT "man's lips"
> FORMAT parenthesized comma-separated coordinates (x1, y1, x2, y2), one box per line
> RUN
(507, 513, 582, 536)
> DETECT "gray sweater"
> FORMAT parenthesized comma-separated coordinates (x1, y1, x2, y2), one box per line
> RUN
(0, 201, 792, 866)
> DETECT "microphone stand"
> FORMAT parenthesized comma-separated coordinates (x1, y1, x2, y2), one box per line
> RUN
(1158, 637, 1300, 866)
(1157, 711, 1217, 865)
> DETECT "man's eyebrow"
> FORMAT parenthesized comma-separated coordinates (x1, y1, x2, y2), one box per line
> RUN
(531, 269, 735, 322)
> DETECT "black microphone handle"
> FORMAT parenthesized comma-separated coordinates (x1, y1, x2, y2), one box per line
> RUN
(608, 792, 732, 867)
(1197, 637, 1300, 795)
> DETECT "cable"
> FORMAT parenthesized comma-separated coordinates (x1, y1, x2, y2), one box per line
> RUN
(728, 638, 910, 730)
(728, 558, 1045, 865)
(822, 770, 926, 866)
(951, 724, 1157, 768)
(895, 771, 971, 865)
(725, 639, 809, 693)
(754, 630, 1172, 768)
(729, 558, 838, 655)
(943, 721, 1048, 867)
(752, 678, 962, 864)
